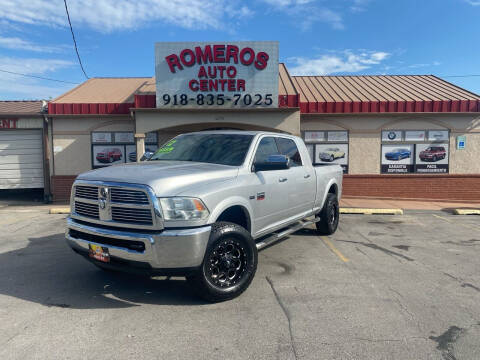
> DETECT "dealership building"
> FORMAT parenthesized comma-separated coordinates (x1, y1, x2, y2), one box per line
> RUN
(2, 42, 479, 202)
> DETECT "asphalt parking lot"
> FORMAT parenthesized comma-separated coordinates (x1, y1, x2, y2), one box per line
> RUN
(0, 208, 479, 360)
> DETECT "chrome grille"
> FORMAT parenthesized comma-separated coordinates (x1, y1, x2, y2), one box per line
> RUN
(111, 207, 153, 225)
(75, 201, 99, 219)
(110, 188, 149, 204)
(75, 185, 98, 200)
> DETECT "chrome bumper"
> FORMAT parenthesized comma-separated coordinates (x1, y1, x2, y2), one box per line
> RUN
(66, 217, 211, 269)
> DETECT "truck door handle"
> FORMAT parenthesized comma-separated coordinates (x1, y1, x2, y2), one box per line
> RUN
(304, 174, 311, 179)
(279, 178, 288, 183)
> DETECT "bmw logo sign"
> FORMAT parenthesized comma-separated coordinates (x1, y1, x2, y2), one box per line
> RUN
(388, 131, 397, 140)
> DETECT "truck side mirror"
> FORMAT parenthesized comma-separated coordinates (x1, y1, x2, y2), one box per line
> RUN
(253, 154, 290, 172)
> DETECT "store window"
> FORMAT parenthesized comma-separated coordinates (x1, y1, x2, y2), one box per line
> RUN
(302, 131, 349, 173)
(91, 131, 158, 168)
(381, 130, 449, 174)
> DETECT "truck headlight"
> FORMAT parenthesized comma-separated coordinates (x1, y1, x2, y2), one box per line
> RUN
(159, 197, 209, 221)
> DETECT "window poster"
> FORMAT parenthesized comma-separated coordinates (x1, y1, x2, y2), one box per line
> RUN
(304, 131, 325, 143)
(382, 130, 403, 142)
(314, 144, 348, 173)
(92, 145, 125, 167)
(114, 132, 134, 144)
(91, 132, 112, 143)
(428, 130, 449, 142)
(327, 131, 348, 142)
(415, 143, 449, 173)
(381, 144, 414, 173)
(405, 130, 425, 142)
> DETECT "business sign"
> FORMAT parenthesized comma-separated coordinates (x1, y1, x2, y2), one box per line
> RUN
(155, 41, 279, 109)
(327, 131, 348, 142)
(405, 130, 425, 142)
(314, 143, 348, 173)
(456, 135, 466, 150)
(415, 143, 449, 173)
(0, 119, 18, 129)
(382, 130, 403, 142)
(304, 131, 325, 143)
(91, 132, 112, 143)
(114, 132, 135, 144)
(381, 144, 414, 173)
(428, 130, 449, 142)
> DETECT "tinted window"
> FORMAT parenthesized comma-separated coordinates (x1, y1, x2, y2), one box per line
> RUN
(276, 137, 302, 167)
(149, 134, 253, 166)
(254, 137, 279, 163)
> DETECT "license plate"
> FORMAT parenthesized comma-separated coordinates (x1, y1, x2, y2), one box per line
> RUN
(88, 244, 110, 263)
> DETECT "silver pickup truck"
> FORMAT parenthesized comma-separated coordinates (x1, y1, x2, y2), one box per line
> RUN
(66, 131, 343, 301)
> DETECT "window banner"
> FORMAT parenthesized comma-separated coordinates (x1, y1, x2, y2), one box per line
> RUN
(381, 144, 414, 173)
(415, 143, 449, 173)
(314, 143, 348, 173)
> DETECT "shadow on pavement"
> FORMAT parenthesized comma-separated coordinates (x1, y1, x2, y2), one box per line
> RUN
(0, 232, 206, 309)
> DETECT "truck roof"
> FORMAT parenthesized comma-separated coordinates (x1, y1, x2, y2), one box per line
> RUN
(180, 130, 295, 137)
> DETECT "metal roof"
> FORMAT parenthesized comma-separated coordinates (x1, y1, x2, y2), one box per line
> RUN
(0, 101, 44, 115)
(292, 75, 480, 113)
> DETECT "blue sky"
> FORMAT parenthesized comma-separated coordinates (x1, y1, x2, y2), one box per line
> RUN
(0, 0, 479, 100)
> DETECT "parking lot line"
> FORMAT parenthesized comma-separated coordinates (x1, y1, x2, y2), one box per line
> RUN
(432, 214, 480, 231)
(321, 237, 350, 263)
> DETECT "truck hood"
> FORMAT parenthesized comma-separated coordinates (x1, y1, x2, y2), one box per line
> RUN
(77, 161, 239, 196)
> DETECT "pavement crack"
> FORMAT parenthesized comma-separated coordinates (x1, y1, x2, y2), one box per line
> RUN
(388, 286, 423, 332)
(266, 276, 298, 360)
(337, 239, 414, 262)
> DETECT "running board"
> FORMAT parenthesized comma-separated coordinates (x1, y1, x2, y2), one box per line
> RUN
(256, 217, 320, 250)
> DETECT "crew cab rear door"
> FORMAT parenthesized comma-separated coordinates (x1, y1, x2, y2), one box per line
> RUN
(275, 137, 316, 218)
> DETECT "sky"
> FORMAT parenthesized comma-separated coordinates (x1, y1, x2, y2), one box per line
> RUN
(0, 0, 479, 100)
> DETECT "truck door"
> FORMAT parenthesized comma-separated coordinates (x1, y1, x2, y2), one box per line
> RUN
(249, 136, 291, 236)
(276, 137, 316, 219)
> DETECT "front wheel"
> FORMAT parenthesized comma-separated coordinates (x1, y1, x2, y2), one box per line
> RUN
(316, 193, 339, 235)
(187, 222, 258, 302)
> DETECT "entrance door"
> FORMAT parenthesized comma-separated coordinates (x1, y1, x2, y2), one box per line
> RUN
(0, 130, 44, 189)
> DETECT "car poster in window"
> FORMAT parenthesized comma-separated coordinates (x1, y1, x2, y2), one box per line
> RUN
(382, 130, 403, 142)
(327, 131, 348, 142)
(126, 144, 159, 163)
(304, 131, 325, 143)
(146, 132, 158, 144)
(381, 144, 414, 173)
(314, 144, 348, 173)
(428, 130, 449, 142)
(405, 130, 425, 142)
(415, 143, 449, 173)
(92, 145, 125, 167)
(114, 132, 134, 144)
(91, 132, 112, 143)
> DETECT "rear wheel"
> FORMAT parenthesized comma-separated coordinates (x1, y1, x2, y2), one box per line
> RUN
(187, 222, 257, 302)
(432, 155, 437, 162)
(329, 155, 334, 162)
(316, 193, 339, 235)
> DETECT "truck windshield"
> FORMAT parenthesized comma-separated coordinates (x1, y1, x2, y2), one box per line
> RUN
(149, 133, 254, 166)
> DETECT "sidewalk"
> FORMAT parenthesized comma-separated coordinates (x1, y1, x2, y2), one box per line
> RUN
(340, 197, 480, 211)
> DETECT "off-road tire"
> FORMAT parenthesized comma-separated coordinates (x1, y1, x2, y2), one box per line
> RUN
(187, 222, 257, 302)
(316, 193, 339, 235)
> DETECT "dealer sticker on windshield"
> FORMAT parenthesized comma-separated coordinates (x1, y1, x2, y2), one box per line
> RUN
(89, 244, 110, 263)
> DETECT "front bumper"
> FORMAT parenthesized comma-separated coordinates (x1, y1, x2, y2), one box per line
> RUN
(66, 217, 211, 274)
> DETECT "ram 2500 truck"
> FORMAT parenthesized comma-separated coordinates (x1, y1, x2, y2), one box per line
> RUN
(66, 131, 343, 301)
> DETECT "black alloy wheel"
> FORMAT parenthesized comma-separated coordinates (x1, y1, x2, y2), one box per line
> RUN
(187, 222, 257, 302)
(316, 193, 340, 235)
(330, 155, 334, 162)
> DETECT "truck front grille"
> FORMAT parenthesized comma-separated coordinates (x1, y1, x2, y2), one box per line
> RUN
(72, 183, 160, 229)
(111, 207, 153, 225)
(75, 185, 98, 200)
(110, 188, 149, 204)
(75, 201, 99, 219)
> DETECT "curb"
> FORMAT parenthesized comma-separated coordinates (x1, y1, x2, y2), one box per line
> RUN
(453, 209, 480, 215)
(49, 207, 71, 214)
(340, 208, 403, 215)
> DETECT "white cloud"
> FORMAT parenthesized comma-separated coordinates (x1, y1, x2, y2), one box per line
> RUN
(464, 0, 480, 5)
(0, 36, 66, 53)
(0, 0, 252, 32)
(0, 57, 74, 99)
(288, 50, 391, 75)
(260, 0, 344, 30)
(350, 0, 371, 12)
